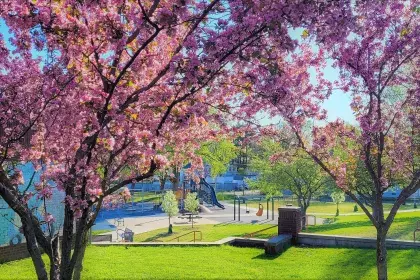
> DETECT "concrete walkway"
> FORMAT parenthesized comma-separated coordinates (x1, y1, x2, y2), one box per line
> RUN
(98, 201, 279, 242)
(107, 214, 220, 241)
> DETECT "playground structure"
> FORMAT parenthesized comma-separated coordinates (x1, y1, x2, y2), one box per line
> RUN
(233, 196, 282, 221)
(181, 178, 225, 210)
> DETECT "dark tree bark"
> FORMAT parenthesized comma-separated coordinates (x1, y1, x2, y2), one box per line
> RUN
(159, 177, 166, 191)
(171, 167, 181, 191)
(0, 174, 49, 280)
(376, 227, 388, 280)
(72, 234, 88, 280)
(22, 219, 49, 280)
(60, 203, 75, 280)
(48, 236, 61, 280)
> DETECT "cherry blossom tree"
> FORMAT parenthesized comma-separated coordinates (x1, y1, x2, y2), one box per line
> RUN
(240, 2, 419, 279)
(0, 1, 354, 279)
(0, 32, 73, 279)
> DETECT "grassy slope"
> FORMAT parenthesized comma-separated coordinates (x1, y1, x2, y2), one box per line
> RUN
(133, 224, 277, 242)
(242, 200, 417, 215)
(133, 211, 420, 242)
(307, 211, 420, 241)
(1, 246, 419, 279)
(131, 192, 162, 203)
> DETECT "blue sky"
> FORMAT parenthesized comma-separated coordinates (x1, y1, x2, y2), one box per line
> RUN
(0, 20, 355, 125)
(316, 68, 355, 124)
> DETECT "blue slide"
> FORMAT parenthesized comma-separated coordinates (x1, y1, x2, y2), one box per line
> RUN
(201, 179, 225, 209)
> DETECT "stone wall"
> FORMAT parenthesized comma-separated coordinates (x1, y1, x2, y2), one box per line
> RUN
(0, 243, 34, 263)
(297, 233, 420, 249)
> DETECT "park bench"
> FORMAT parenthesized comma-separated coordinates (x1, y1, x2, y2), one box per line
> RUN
(264, 234, 292, 255)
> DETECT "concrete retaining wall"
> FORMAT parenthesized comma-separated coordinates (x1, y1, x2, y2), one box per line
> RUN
(92, 237, 267, 248)
(297, 233, 420, 249)
(0, 243, 33, 263)
(91, 234, 112, 243)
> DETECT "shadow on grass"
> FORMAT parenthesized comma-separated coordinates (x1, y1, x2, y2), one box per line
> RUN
(306, 219, 373, 233)
(317, 246, 420, 279)
(252, 252, 283, 260)
(140, 232, 172, 242)
(317, 247, 376, 279)
(213, 221, 240, 227)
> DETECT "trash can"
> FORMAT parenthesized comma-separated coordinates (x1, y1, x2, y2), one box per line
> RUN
(124, 228, 134, 242)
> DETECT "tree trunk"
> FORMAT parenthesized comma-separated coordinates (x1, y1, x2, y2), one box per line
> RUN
(72, 234, 88, 280)
(159, 177, 166, 191)
(22, 222, 49, 280)
(171, 168, 180, 191)
(376, 228, 388, 280)
(48, 235, 61, 280)
(65, 211, 90, 280)
(0, 177, 49, 280)
(297, 198, 306, 229)
(60, 204, 74, 280)
(301, 208, 308, 230)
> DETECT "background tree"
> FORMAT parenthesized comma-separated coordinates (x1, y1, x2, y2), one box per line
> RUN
(331, 191, 345, 217)
(184, 192, 199, 228)
(249, 138, 329, 228)
(162, 191, 179, 233)
(197, 139, 238, 190)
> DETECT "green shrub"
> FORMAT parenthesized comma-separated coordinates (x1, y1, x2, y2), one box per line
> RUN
(354, 205, 358, 212)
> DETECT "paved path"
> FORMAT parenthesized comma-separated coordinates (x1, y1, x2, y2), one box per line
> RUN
(98, 201, 278, 241)
(106, 214, 220, 241)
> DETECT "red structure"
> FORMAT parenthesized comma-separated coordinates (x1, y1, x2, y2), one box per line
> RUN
(278, 206, 302, 241)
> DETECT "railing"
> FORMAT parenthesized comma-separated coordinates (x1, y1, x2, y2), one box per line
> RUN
(414, 220, 420, 242)
(168, 231, 202, 243)
(243, 225, 278, 239)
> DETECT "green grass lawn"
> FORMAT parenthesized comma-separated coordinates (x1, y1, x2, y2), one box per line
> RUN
(131, 192, 162, 203)
(1, 246, 418, 279)
(91, 229, 113, 236)
(133, 223, 277, 242)
(307, 211, 420, 241)
(216, 192, 237, 201)
(241, 200, 418, 215)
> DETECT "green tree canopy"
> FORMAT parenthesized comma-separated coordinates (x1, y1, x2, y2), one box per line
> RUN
(162, 191, 179, 228)
(248, 138, 331, 220)
(197, 139, 238, 178)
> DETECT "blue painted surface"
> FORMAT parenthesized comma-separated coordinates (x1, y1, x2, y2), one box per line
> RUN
(0, 164, 65, 246)
(92, 202, 165, 231)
